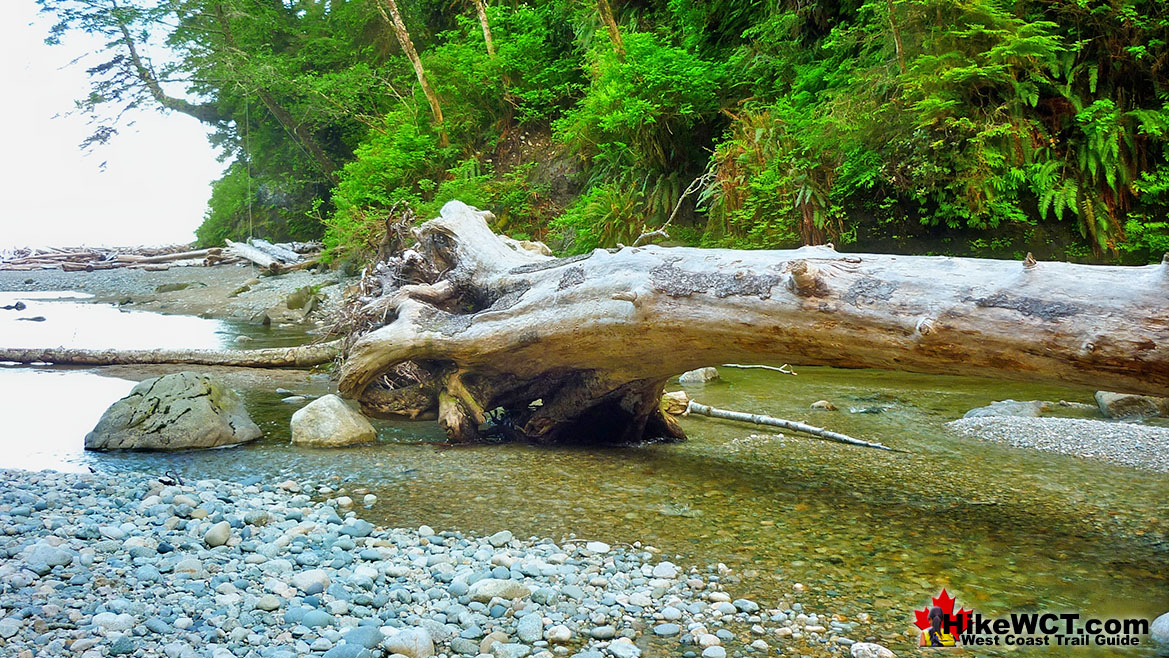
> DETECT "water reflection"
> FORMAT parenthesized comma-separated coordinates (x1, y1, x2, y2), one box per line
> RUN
(0, 293, 1166, 656)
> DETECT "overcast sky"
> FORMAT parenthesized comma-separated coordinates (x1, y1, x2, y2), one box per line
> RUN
(0, 0, 224, 248)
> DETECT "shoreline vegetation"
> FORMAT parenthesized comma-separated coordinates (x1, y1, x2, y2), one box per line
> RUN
(0, 467, 892, 658)
(34, 0, 1169, 266)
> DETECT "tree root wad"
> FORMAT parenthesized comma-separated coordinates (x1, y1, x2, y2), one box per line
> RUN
(339, 201, 1169, 445)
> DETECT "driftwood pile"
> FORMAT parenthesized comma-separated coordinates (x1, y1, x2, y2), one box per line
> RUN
(0, 241, 322, 274)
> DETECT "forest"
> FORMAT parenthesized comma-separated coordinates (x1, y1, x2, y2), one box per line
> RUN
(38, 0, 1169, 264)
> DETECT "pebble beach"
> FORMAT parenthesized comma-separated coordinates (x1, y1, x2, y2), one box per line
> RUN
(0, 468, 890, 658)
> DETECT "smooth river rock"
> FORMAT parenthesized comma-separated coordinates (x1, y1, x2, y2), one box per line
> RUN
(203, 520, 231, 547)
(678, 367, 719, 385)
(850, 642, 897, 658)
(1151, 612, 1169, 647)
(85, 372, 261, 450)
(290, 394, 377, 447)
(384, 627, 434, 658)
(469, 578, 531, 602)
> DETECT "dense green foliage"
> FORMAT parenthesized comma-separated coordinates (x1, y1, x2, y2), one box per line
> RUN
(42, 0, 1169, 262)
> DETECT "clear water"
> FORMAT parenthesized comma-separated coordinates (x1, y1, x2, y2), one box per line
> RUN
(1, 291, 1166, 656)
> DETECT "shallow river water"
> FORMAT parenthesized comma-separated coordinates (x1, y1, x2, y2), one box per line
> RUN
(1, 291, 1166, 655)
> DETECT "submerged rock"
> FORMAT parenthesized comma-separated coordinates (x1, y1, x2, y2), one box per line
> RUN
(290, 394, 376, 447)
(678, 367, 719, 385)
(1095, 391, 1169, 420)
(963, 400, 1050, 418)
(850, 642, 896, 658)
(85, 372, 261, 451)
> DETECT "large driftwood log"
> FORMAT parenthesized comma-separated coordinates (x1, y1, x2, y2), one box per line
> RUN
(338, 201, 1169, 445)
(249, 239, 303, 264)
(0, 341, 341, 367)
(225, 240, 280, 271)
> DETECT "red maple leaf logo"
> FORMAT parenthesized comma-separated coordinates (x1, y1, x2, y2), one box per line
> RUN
(913, 588, 972, 633)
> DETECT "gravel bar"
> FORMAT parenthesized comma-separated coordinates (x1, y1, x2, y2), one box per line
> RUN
(0, 468, 891, 658)
(947, 416, 1169, 472)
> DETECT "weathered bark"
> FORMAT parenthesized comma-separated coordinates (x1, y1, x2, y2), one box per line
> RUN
(471, 0, 496, 57)
(338, 201, 1169, 445)
(0, 341, 341, 368)
(376, 0, 446, 140)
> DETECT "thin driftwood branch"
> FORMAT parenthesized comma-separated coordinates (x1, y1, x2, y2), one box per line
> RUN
(722, 363, 797, 375)
(632, 172, 715, 247)
(686, 401, 899, 452)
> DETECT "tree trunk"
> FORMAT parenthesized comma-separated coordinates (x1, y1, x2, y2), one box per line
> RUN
(116, 23, 226, 124)
(212, 3, 340, 182)
(886, 0, 908, 74)
(596, 0, 626, 59)
(253, 88, 341, 182)
(0, 341, 341, 368)
(338, 201, 1169, 444)
(376, 0, 446, 142)
(471, 0, 496, 57)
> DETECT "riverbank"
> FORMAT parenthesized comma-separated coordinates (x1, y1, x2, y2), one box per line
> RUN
(0, 468, 887, 658)
(0, 264, 351, 324)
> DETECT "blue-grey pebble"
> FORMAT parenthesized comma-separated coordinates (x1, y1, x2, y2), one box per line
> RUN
(302, 610, 334, 627)
(323, 646, 370, 658)
(340, 520, 374, 538)
(654, 624, 681, 637)
(732, 599, 759, 613)
(342, 626, 384, 649)
(108, 635, 136, 655)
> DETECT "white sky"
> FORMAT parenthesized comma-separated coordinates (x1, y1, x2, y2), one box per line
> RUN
(0, 0, 224, 248)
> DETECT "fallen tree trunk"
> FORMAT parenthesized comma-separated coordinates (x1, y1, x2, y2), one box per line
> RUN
(337, 201, 1169, 445)
(0, 341, 341, 367)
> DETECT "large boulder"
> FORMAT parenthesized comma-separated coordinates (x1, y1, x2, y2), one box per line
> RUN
(85, 372, 261, 450)
(1095, 391, 1169, 420)
(963, 400, 1049, 418)
(963, 399, 1097, 419)
(678, 367, 719, 385)
(290, 394, 376, 447)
